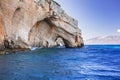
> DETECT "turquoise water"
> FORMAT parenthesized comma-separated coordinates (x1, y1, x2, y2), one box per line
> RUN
(0, 45, 120, 80)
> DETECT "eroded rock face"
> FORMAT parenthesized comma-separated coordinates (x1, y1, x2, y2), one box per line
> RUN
(0, 0, 83, 50)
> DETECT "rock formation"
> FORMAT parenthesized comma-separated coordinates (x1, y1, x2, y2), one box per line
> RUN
(0, 0, 83, 50)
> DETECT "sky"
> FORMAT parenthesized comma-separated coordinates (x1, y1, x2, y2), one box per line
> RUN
(55, 0, 120, 40)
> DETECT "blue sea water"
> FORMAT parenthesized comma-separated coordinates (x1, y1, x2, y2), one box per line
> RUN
(0, 45, 120, 80)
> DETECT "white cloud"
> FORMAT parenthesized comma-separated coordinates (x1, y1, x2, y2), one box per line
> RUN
(117, 29, 120, 33)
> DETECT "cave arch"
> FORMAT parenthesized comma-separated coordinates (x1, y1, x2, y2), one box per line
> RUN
(55, 37, 64, 46)
(28, 19, 55, 47)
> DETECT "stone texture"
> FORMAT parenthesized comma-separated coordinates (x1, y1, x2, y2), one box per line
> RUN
(0, 0, 84, 50)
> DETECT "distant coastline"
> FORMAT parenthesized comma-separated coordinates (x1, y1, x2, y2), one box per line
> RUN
(85, 35, 120, 45)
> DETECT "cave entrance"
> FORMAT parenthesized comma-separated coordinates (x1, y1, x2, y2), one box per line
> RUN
(28, 19, 55, 47)
(56, 37, 65, 46)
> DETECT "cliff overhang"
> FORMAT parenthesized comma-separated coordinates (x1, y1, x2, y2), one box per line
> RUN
(0, 0, 84, 51)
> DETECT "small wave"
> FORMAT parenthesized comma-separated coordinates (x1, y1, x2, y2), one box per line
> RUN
(79, 70, 120, 77)
(79, 63, 120, 77)
(81, 65, 120, 72)
(29, 46, 39, 51)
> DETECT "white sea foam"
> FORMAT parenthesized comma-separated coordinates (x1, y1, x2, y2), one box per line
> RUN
(29, 46, 38, 51)
(59, 43, 63, 46)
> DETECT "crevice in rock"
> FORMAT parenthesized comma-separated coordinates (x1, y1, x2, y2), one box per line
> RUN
(19, 0, 24, 2)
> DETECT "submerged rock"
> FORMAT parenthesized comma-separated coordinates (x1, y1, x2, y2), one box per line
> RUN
(0, 0, 83, 50)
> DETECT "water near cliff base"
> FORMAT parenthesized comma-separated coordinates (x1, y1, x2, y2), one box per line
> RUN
(0, 45, 120, 80)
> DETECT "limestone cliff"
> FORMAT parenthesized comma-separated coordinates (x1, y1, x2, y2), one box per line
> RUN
(0, 0, 83, 50)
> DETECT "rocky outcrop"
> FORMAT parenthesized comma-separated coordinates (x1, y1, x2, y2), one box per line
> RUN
(0, 0, 83, 50)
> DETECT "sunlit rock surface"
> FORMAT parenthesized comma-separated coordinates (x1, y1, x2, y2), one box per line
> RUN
(0, 0, 83, 50)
